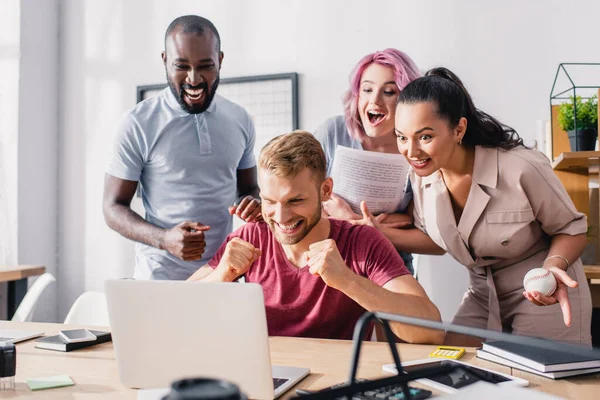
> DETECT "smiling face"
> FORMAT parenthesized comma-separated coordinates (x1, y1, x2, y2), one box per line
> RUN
(259, 167, 332, 246)
(395, 102, 467, 177)
(358, 63, 400, 137)
(162, 28, 223, 114)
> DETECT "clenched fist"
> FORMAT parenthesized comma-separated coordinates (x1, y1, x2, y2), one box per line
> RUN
(306, 239, 351, 290)
(215, 238, 262, 281)
(161, 221, 210, 261)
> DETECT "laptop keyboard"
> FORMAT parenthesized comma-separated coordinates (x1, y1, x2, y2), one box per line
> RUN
(273, 377, 289, 390)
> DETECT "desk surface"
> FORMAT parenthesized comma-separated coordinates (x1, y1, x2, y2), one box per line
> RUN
(1, 321, 599, 399)
(0, 265, 45, 283)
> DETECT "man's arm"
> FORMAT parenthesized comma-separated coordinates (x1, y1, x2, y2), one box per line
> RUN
(187, 238, 260, 282)
(187, 265, 220, 282)
(339, 273, 444, 344)
(229, 166, 262, 222)
(237, 166, 260, 200)
(102, 174, 209, 261)
(307, 238, 443, 344)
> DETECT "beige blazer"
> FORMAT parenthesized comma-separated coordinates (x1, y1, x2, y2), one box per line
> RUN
(411, 146, 591, 341)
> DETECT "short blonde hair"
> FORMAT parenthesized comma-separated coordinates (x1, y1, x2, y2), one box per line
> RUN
(259, 130, 326, 184)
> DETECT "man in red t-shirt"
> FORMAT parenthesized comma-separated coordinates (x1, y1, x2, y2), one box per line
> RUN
(189, 131, 442, 343)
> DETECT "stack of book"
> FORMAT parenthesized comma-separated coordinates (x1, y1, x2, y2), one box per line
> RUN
(476, 341, 600, 379)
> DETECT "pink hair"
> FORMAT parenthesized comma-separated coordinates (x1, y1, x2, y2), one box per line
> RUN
(343, 48, 421, 140)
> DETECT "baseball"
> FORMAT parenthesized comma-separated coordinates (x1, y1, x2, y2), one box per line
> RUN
(523, 268, 557, 297)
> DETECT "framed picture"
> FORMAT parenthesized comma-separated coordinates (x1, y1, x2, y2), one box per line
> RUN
(136, 73, 299, 155)
(136, 84, 166, 103)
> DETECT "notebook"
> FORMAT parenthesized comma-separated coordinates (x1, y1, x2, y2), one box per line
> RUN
(476, 349, 600, 379)
(34, 330, 111, 352)
(481, 341, 600, 372)
(105, 280, 310, 400)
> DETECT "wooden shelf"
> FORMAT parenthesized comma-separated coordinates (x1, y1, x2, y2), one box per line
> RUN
(584, 265, 600, 280)
(552, 151, 600, 171)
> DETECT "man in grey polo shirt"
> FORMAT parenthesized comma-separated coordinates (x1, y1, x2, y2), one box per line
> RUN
(103, 15, 261, 280)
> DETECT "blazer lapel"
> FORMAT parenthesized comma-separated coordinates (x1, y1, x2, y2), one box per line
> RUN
(458, 146, 498, 248)
(422, 171, 477, 266)
(458, 183, 491, 246)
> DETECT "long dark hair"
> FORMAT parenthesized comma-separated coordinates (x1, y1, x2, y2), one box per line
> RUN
(398, 67, 525, 150)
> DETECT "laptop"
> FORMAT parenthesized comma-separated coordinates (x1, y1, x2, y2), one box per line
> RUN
(105, 280, 310, 400)
(0, 329, 44, 343)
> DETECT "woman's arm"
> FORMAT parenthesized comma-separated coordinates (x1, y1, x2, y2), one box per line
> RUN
(351, 201, 445, 255)
(518, 150, 590, 326)
(543, 233, 587, 271)
(524, 233, 586, 327)
(380, 226, 446, 255)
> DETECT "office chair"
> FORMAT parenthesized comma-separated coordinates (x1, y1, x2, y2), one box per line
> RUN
(64, 291, 110, 326)
(11, 273, 56, 322)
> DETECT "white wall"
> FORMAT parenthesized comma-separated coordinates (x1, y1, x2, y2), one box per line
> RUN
(53, 0, 600, 319)
(0, 1, 20, 264)
(18, 0, 60, 322)
(0, 0, 21, 319)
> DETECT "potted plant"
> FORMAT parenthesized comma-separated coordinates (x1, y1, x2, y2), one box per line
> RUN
(558, 95, 598, 151)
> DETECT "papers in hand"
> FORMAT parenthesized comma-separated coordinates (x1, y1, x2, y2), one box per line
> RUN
(330, 146, 410, 214)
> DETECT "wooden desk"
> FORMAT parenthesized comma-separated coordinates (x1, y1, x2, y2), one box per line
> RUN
(0, 265, 45, 319)
(1, 321, 598, 399)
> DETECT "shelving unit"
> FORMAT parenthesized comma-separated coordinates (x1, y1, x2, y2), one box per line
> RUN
(551, 89, 600, 311)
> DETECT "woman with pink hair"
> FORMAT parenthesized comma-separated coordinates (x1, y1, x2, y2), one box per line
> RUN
(314, 49, 421, 273)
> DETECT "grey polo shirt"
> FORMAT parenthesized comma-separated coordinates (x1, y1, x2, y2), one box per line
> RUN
(107, 88, 256, 280)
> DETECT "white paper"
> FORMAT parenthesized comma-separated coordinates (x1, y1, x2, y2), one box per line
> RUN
(330, 146, 410, 215)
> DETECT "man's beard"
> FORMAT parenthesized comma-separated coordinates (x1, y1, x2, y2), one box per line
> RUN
(267, 198, 323, 246)
(166, 73, 220, 114)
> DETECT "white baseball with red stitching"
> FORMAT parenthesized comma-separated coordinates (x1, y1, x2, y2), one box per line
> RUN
(523, 268, 557, 297)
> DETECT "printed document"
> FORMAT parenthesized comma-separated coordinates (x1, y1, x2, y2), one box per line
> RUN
(330, 146, 410, 215)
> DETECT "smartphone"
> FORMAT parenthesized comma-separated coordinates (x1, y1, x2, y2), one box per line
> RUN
(59, 329, 97, 343)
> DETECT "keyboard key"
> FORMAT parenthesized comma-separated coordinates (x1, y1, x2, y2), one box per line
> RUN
(273, 377, 289, 389)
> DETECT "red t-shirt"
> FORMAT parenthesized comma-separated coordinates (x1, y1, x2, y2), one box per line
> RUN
(208, 219, 409, 340)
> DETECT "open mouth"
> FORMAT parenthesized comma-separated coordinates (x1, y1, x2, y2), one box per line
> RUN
(367, 110, 386, 126)
(276, 220, 303, 233)
(183, 87, 205, 101)
(410, 158, 431, 169)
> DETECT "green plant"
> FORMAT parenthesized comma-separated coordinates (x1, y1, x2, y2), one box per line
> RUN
(558, 95, 598, 131)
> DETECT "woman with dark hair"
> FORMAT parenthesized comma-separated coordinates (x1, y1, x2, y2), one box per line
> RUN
(314, 49, 421, 274)
(360, 67, 592, 345)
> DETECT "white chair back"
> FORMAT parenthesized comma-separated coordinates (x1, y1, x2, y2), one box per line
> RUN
(11, 273, 56, 322)
(64, 291, 110, 326)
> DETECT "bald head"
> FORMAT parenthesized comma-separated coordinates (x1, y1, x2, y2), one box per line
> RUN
(165, 15, 221, 52)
